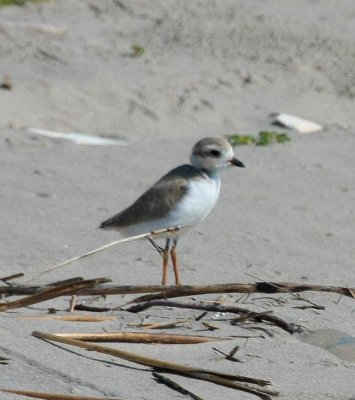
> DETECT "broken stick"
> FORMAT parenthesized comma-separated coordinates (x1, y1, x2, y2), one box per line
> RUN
(0, 278, 109, 312)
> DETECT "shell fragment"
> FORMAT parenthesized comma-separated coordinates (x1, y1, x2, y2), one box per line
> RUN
(27, 128, 127, 146)
(271, 113, 322, 133)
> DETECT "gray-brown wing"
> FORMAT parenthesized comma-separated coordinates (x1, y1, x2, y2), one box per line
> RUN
(100, 164, 202, 228)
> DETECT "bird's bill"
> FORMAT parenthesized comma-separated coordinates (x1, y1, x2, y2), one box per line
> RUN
(229, 157, 245, 167)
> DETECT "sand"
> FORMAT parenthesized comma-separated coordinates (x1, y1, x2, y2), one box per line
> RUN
(0, 1, 354, 399)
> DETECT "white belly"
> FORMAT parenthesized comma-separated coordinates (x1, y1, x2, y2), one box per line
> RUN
(120, 174, 221, 238)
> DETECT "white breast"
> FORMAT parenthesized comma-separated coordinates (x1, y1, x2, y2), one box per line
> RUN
(168, 173, 221, 228)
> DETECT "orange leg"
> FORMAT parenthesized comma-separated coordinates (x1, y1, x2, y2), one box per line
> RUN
(161, 250, 169, 285)
(161, 239, 171, 286)
(170, 240, 181, 285)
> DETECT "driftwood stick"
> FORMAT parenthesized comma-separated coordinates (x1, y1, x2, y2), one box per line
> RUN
(0, 278, 109, 312)
(82, 282, 355, 298)
(46, 277, 84, 287)
(83, 283, 255, 297)
(67, 282, 355, 299)
(0, 272, 24, 283)
(1, 282, 353, 299)
(0, 283, 174, 296)
(126, 300, 301, 334)
(54, 331, 231, 344)
(0, 284, 43, 296)
(74, 304, 112, 312)
(0, 387, 122, 400)
(128, 282, 355, 303)
(32, 331, 275, 398)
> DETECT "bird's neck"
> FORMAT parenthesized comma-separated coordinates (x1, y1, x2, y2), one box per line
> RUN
(199, 168, 219, 180)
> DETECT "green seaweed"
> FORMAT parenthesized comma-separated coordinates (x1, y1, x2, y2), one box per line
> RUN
(227, 134, 256, 146)
(256, 131, 290, 146)
(274, 133, 291, 143)
(227, 131, 290, 147)
(255, 131, 275, 146)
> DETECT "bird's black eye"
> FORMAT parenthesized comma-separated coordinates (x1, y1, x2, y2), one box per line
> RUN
(209, 149, 221, 157)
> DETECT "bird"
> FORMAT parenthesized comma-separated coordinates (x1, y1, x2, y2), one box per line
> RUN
(100, 137, 245, 285)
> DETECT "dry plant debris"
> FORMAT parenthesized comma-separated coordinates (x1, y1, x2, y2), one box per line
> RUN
(153, 372, 205, 400)
(18, 314, 116, 322)
(1, 279, 353, 300)
(0, 278, 110, 311)
(128, 318, 191, 329)
(32, 331, 278, 399)
(0, 273, 353, 398)
(53, 331, 231, 344)
(125, 299, 301, 334)
(0, 387, 122, 400)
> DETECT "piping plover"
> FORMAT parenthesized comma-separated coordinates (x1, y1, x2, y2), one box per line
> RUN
(100, 137, 244, 285)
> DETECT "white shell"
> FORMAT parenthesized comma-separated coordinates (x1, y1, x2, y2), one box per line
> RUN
(272, 113, 322, 134)
(27, 128, 127, 146)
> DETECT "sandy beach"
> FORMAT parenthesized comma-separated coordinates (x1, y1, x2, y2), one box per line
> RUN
(0, 1, 354, 399)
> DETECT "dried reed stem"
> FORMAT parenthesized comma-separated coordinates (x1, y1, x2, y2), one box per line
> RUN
(33, 331, 277, 399)
(53, 331, 230, 344)
(0, 387, 122, 400)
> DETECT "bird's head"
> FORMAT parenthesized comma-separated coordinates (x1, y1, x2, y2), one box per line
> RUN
(190, 137, 245, 172)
